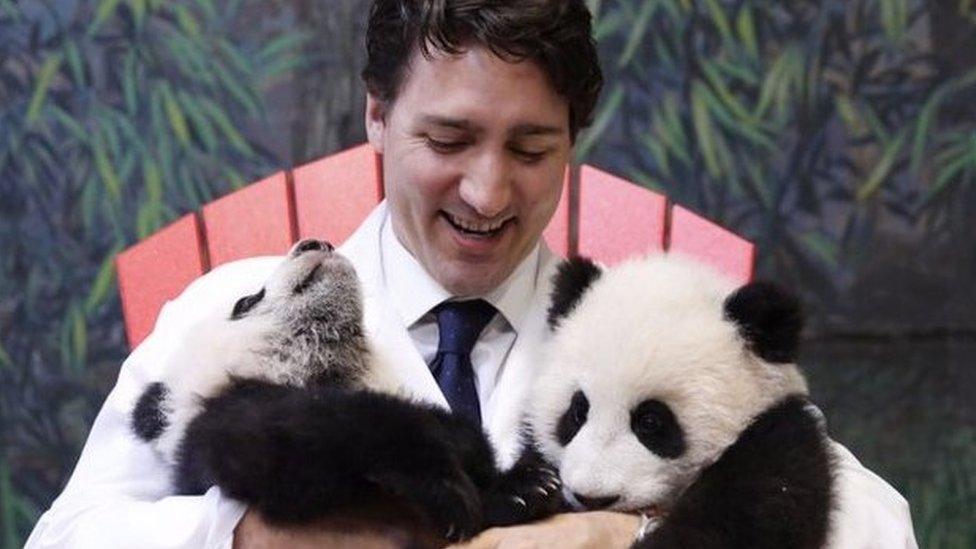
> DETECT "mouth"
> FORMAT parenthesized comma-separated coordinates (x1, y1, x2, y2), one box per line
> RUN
(293, 263, 323, 294)
(440, 211, 514, 240)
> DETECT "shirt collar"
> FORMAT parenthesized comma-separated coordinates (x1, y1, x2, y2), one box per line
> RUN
(380, 214, 541, 333)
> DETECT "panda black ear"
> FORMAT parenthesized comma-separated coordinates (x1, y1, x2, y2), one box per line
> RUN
(723, 281, 803, 363)
(547, 257, 602, 330)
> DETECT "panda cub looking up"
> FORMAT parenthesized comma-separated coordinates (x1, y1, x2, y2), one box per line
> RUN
(130, 239, 561, 541)
(533, 254, 833, 548)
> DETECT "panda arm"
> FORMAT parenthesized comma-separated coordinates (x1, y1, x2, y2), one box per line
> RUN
(24, 257, 281, 549)
(181, 378, 506, 541)
(638, 397, 833, 549)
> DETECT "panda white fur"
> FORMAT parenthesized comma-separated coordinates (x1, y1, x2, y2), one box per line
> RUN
(130, 239, 562, 541)
(530, 254, 833, 548)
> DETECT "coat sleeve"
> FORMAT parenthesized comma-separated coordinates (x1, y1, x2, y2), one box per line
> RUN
(827, 441, 918, 549)
(25, 257, 282, 549)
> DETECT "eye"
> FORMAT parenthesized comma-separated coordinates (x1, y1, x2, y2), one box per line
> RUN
(511, 147, 547, 164)
(556, 390, 589, 446)
(630, 399, 685, 458)
(231, 288, 265, 320)
(426, 137, 467, 154)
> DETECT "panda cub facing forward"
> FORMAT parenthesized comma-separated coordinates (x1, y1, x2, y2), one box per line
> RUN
(533, 254, 834, 548)
(130, 239, 561, 541)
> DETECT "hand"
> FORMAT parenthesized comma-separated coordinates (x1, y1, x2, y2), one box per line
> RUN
(232, 505, 444, 549)
(447, 511, 641, 549)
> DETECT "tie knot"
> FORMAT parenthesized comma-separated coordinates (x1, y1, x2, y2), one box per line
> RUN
(433, 299, 497, 355)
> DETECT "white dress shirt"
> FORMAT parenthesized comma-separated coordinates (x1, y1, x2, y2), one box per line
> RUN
(380, 217, 541, 413)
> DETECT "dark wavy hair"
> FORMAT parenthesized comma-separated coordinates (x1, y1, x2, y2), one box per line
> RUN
(362, 0, 603, 140)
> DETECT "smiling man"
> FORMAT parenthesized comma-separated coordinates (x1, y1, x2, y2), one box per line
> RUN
(27, 1, 916, 548)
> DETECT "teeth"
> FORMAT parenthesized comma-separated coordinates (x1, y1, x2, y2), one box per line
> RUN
(447, 213, 508, 233)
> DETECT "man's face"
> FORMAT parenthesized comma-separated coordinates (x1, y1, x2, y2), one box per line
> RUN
(366, 46, 571, 296)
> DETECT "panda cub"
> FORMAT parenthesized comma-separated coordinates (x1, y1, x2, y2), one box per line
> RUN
(130, 239, 561, 541)
(532, 254, 833, 549)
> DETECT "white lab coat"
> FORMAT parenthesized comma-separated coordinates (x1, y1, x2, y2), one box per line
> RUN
(26, 202, 917, 548)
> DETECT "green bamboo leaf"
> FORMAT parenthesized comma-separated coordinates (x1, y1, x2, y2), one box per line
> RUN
(48, 104, 87, 140)
(696, 83, 776, 150)
(0, 340, 12, 371)
(575, 83, 624, 161)
(160, 84, 190, 145)
(834, 94, 866, 136)
(93, 137, 121, 199)
(211, 62, 260, 117)
(923, 135, 976, 205)
(857, 130, 908, 201)
(755, 46, 798, 118)
(123, 52, 138, 114)
(910, 68, 976, 174)
(593, 8, 624, 41)
(259, 33, 307, 63)
(179, 93, 217, 151)
(85, 247, 121, 314)
(691, 82, 722, 178)
(736, 5, 759, 59)
(617, 0, 656, 68)
(72, 305, 87, 371)
(173, 4, 201, 40)
(703, 0, 733, 44)
(144, 155, 163, 202)
(701, 60, 761, 124)
(27, 53, 63, 125)
(90, 0, 122, 34)
(65, 39, 85, 86)
(129, 0, 147, 24)
(798, 232, 839, 266)
(200, 99, 252, 155)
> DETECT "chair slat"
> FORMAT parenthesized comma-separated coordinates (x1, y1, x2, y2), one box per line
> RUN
(667, 204, 755, 283)
(116, 214, 208, 349)
(541, 168, 571, 258)
(201, 171, 295, 267)
(293, 144, 383, 245)
(577, 165, 667, 264)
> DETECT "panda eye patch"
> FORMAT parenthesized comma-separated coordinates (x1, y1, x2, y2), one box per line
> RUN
(231, 288, 265, 320)
(556, 390, 589, 446)
(630, 399, 685, 458)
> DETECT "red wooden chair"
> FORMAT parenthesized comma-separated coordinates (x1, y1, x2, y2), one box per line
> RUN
(116, 144, 755, 349)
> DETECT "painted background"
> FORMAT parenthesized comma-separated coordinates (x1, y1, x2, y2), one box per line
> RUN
(1, 0, 974, 547)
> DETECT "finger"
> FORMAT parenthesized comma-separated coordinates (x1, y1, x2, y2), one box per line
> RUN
(445, 527, 502, 549)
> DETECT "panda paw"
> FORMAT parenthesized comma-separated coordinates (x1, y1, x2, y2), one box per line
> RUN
(366, 468, 484, 542)
(483, 458, 564, 527)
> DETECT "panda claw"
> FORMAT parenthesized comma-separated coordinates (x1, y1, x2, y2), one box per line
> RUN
(511, 495, 527, 508)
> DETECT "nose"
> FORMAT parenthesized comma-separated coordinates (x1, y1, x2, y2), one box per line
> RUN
(572, 492, 620, 511)
(292, 239, 333, 256)
(459, 152, 512, 218)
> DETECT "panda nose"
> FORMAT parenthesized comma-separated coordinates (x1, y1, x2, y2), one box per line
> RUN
(573, 492, 619, 510)
(292, 239, 334, 256)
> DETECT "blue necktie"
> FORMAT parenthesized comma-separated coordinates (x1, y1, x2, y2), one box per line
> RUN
(429, 299, 496, 428)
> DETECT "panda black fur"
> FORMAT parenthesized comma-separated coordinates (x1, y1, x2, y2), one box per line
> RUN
(130, 239, 562, 541)
(533, 254, 834, 549)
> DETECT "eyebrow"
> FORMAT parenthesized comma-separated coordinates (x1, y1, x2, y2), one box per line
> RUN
(420, 115, 565, 137)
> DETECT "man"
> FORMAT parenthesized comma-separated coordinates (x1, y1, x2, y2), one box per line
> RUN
(28, 1, 917, 547)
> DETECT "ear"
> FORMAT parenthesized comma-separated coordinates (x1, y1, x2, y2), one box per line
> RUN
(723, 281, 803, 363)
(547, 257, 602, 330)
(365, 93, 387, 154)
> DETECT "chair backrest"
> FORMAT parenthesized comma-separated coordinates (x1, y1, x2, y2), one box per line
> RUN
(116, 143, 754, 349)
